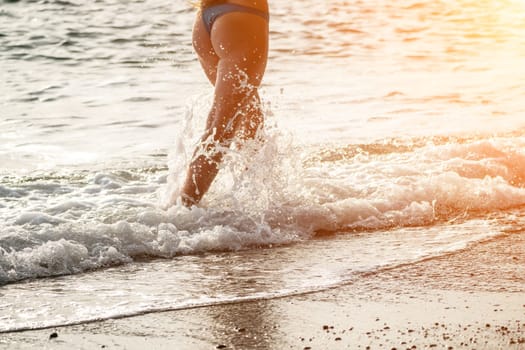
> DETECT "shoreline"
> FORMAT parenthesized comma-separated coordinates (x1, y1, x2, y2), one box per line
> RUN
(2, 232, 524, 350)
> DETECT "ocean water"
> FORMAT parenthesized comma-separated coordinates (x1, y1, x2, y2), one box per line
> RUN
(1, 0, 525, 332)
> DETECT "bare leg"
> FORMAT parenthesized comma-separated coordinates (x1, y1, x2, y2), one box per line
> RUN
(234, 90, 264, 142)
(180, 11, 268, 207)
(181, 75, 261, 206)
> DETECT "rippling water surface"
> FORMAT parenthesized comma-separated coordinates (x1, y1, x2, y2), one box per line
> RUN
(1, 0, 525, 332)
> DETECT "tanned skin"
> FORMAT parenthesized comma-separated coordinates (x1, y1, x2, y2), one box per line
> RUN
(179, 1, 269, 206)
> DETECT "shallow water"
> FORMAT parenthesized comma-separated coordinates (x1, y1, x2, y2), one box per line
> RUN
(1, 0, 525, 332)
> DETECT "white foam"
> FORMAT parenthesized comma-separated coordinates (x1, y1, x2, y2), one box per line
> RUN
(14, 212, 69, 226)
(2, 130, 525, 285)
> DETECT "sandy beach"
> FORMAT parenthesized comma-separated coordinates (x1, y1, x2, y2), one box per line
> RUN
(2, 231, 523, 350)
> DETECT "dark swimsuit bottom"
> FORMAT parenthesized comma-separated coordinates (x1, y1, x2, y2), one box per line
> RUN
(202, 3, 269, 35)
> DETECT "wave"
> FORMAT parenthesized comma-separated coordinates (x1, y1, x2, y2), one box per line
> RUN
(2, 123, 525, 285)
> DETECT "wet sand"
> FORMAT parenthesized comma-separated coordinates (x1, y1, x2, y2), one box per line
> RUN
(2, 232, 524, 350)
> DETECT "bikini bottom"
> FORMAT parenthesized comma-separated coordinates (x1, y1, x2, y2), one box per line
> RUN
(202, 3, 269, 35)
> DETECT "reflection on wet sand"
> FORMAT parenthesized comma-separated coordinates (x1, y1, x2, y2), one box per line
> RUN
(194, 250, 278, 349)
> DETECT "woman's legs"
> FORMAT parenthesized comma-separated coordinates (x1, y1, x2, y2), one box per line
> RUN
(180, 11, 268, 206)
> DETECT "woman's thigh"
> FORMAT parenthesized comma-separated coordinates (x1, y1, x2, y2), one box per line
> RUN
(192, 12, 219, 85)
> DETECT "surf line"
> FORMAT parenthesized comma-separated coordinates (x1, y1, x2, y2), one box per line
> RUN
(0, 283, 347, 334)
(1, 230, 505, 334)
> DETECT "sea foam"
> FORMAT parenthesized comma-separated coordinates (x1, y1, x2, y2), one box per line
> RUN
(2, 131, 525, 284)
